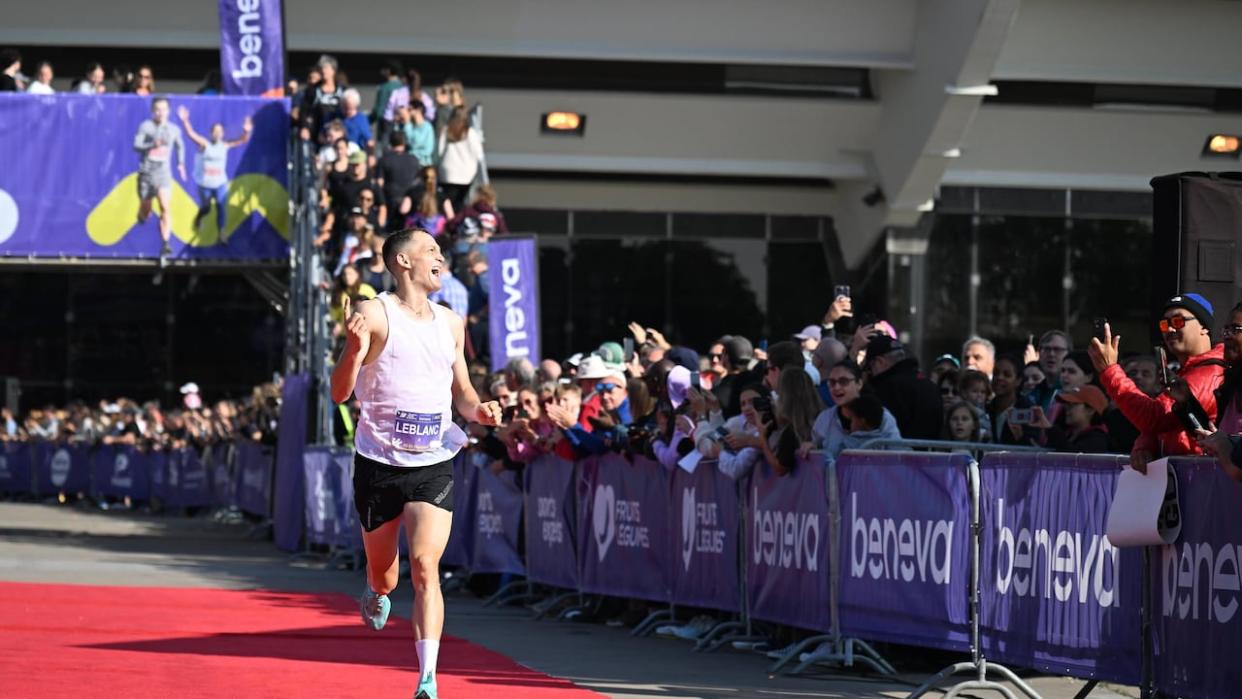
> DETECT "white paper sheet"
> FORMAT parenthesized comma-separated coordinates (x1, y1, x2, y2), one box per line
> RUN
(677, 449, 703, 474)
(1105, 457, 1182, 547)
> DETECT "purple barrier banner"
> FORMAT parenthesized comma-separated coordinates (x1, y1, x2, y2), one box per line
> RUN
(218, 0, 285, 97)
(0, 94, 289, 261)
(330, 450, 363, 550)
(672, 460, 740, 612)
(837, 450, 971, 651)
(747, 456, 831, 631)
(578, 454, 672, 604)
(177, 448, 211, 508)
(0, 441, 32, 494)
(303, 447, 337, 547)
(236, 441, 273, 517)
(980, 453, 1140, 684)
(91, 445, 151, 501)
(32, 443, 91, 496)
(524, 455, 579, 589)
(442, 453, 477, 568)
(471, 461, 526, 576)
(149, 451, 171, 504)
(487, 236, 541, 372)
(273, 373, 310, 552)
(209, 445, 237, 508)
(1153, 458, 1242, 699)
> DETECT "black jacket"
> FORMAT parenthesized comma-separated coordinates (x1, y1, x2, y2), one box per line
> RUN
(868, 357, 943, 441)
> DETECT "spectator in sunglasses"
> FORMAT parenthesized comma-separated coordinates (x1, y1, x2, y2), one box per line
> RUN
(559, 372, 633, 456)
(1090, 293, 1226, 469)
(937, 369, 961, 410)
(811, 361, 899, 459)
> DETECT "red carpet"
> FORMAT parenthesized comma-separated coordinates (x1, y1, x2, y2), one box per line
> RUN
(0, 582, 603, 698)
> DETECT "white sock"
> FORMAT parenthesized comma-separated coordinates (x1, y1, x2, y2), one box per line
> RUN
(415, 639, 439, 684)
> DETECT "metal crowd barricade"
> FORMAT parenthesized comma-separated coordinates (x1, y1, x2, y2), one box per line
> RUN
(849, 438, 1045, 699)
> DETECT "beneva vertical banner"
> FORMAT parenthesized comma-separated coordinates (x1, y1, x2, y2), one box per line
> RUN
(219, 0, 285, 97)
(488, 236, 541, 372)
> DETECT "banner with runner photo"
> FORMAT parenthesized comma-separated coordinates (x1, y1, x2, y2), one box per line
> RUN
(0, 94, 289, 261)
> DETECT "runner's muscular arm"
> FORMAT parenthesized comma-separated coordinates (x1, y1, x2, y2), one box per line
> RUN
(330, 297, 382, 403)
(448, 311, 502, 426)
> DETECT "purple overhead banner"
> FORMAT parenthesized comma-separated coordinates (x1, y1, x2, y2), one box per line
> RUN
(1153, 458, 1242, 699)
(487, 236, 541, 372)
(672, 460, 740, 612)
(578, 454, 672, 603)
(837, 451, 972, 651)
(979, 453, 1141, 684)
(747, 456, 831, 632)
(0, 94, 289, 261)
(525, 455, 579, 589)
(218, 0, 286, 97)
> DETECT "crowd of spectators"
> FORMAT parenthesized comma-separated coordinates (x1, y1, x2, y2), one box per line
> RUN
(1, 49, 162, 95)
(290, 55, 502, 358)
(1, 381, 283, 450)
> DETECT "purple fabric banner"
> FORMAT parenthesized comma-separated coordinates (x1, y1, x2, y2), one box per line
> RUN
(218, 0, 286, 97)
(236, 441, 273, 517)
(837, 451, 971, 651)
(979, 452, 1141, 683)
(0, 441, 32, 494)
(672, 460, 740, 612)
(524, 455, 579, 589)
(176, 448, 211, 508)
(148, 451, 171, 504)
(747, 456, 831, 631)
(302, 447, 336, 547)
(470, 462, 526, 576)
(209, 445, 237, 508)
(1153, 457, 1242, 699)
(441, 453, 477, 568)
(487, 236, 541, 372)
(0, 94, 289, 261)
(32, 443, 90, 496)
(578, 454, 672, 604)
(91, 445, 151, 501)
(330, 450, 363, 550)
(273, 373, 310, 551)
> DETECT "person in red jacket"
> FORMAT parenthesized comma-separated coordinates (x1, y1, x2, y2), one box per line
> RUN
(1089, 293, 1226, 470)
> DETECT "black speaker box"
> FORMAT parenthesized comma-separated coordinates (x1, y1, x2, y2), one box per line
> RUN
(1150, 172, 1242, 343)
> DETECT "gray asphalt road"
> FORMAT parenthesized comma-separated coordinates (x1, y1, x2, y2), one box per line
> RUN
(0, 501, 1132, 699)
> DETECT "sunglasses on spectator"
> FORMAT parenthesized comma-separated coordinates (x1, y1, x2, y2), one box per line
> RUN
(1039, 344, 1067, 354)
(1158, 315, 1195, 333)
(596, 383, 620, 392)
(826, 377, 857, 387)
(709, 353, 723, 361)
(941, 386, 958, 396)
(1224, 324, 1242, 337)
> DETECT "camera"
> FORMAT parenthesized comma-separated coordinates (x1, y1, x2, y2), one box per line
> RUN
(751, 394, 775, 428)
(1010, 408, 1033, 425)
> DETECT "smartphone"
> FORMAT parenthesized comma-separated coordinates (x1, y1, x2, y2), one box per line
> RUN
(1010, 408, 1033, 425)
(623, 337, 635, 363)
(834, 284, 851, 300)
(758, 338, 769, 352)
(1156, 346, 1171, 387)
(1093, 318, 1109, 342)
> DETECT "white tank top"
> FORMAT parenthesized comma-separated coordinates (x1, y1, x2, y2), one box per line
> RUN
(353, 293, 468, 467)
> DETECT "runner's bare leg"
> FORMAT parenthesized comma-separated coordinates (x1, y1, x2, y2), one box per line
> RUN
(360, 517, 402, 595)
(156, 187, 173, 244)
(403, 501, 452, 640)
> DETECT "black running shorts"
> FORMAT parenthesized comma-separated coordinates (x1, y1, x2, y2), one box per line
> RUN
(353, 452, 454, 532)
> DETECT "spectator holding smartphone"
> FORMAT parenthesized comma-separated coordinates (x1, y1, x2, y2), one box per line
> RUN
(988, 355, 1032, 443)
(1090, 293, 1227, 469)
(759, 367, 823, 476)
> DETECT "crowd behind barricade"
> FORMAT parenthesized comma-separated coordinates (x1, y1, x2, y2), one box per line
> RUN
(1, 381, 282, 450)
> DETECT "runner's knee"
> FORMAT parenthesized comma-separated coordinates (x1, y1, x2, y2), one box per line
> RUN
(409, 553, 440, 591)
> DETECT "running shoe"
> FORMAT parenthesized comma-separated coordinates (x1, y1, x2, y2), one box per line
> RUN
(414, 676, 438, 699)
(360, 584, 390, 631)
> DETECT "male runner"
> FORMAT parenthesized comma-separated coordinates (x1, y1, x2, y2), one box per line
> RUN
(331, 228, 502, 699)
(132, 96, 186, 262)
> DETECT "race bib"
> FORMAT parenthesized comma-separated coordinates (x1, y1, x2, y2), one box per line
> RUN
(393, 410, 443, 452)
